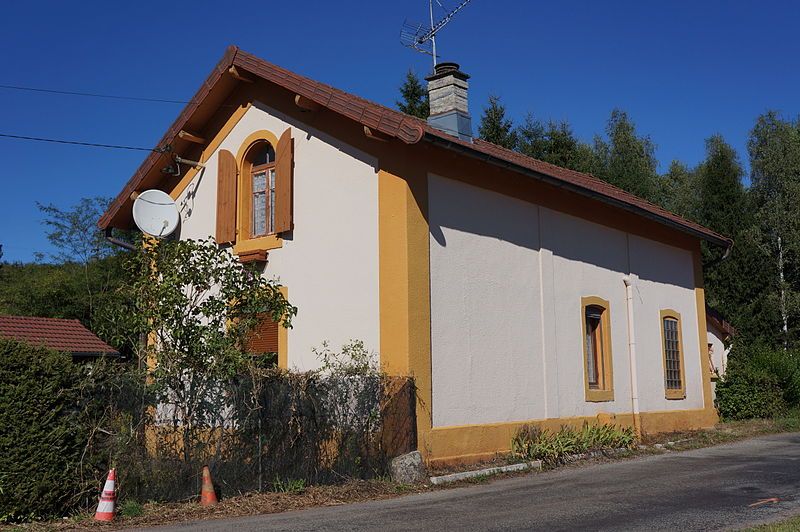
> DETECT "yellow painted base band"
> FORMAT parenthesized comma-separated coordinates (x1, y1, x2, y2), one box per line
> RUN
(424, 408, 718, 466)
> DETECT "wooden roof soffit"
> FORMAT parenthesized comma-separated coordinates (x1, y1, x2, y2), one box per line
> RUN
(294, 94, 322, 112)
(363, 126, 389, 142)
(228, 65, 254, 83)
(178, 130, 206, 144)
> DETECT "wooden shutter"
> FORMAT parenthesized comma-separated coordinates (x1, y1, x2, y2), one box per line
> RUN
(216, 149, 238, 244)
(274, 128, 294, 233)
(247, 314, 279, 354)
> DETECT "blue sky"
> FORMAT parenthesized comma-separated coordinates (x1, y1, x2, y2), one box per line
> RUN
(1, 0, 798, 262)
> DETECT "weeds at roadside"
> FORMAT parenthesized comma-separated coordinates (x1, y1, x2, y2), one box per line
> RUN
(272, 477, 306, 494)
(120, 499, 145, 518)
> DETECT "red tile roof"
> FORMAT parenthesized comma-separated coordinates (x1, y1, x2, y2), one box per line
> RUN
(99, 46, 731, 248)
(0, 315, 119, 356)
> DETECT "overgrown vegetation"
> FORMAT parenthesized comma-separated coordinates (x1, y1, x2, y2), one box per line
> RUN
(510, 422, 637, 465)
(0, 237, 416, 523)
(716, 345, 800, 420)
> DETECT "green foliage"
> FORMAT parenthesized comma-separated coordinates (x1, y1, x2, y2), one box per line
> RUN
(0, 339, 90, 522)
(36, 197, 117, 264)
(593, 109, 659, 202)
(716, 345, 800, 420)
(271, 477, 306, 494)
(119, 500, 145, 518)
(658, 160, 698, 219)
(315, 339, 379, 376)
(748, 112, 800, 348)
(101, 237, 296, 463)
(478, 94, 518, 150)
(510, 422, 636, 465)
(516, 115, 598, 173)
(396, 69, 429, 119)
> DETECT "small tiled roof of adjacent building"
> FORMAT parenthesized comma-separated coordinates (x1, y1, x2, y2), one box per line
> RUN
(0, 315, 119, 357)
(99, 46, 732, 249)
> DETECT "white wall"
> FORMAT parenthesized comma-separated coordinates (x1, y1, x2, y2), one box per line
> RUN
(707, 325, 727, 376)
(175, 103, 380, 371)
(428, 175, 706, 427)
(429, 174, 544, 427)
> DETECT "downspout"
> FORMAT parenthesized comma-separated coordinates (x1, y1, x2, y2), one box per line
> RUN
(104, 227, 137, 251)
(623, 275, 642, 438)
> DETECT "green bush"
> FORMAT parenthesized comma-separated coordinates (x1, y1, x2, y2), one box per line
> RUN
(715, 345, 800, 420)
(510, 422, 636, 465)
(0, 339, 91, 522)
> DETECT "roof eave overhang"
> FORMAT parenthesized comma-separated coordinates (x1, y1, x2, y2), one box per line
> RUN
(99, 46, 732, 250)
(422, 132, 733, 249)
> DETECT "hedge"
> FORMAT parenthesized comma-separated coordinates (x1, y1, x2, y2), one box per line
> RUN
(0, 339, 93, 522)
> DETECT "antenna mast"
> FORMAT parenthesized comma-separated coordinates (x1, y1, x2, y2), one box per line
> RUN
(401, 0, 473, 69)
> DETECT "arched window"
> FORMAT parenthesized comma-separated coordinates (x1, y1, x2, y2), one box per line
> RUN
(247, 141, 276, 237)
(660, 310, 686, 399)
(581, 296, 614, 402)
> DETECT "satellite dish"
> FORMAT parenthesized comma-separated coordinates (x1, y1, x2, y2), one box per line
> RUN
(132, 189, 180, 238)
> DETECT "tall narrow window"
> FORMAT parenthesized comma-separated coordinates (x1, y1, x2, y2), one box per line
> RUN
(660, 310, 686, 399)
(585, 306, 603, 389)
(249, 142, 276, 237)
(581, 297, 614, 402)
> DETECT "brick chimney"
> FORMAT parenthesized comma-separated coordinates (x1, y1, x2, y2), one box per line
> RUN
(426, 62, 472, 141)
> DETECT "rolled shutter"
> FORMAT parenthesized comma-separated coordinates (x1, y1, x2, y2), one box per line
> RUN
(247, 314, 279, 354)
(216, 149, 238, 244)
(275, 128, 294, 233)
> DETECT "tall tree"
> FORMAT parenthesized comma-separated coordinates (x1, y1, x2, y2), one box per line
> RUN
(658, 160, 698, 220)
(748, 111, 800, 347)
(694, 135, 759, 340)
(516, 114, 597, 173)
(593, 109, 659, 202)
(697, 135, 747, 238)
(478, 94, 518, 150)
(396, 69, 429, 119)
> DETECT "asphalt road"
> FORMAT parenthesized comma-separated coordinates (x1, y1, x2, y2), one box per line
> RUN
(140, 433, 800, 531)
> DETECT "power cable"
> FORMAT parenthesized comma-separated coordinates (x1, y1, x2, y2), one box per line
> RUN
(0, 83, 191, 104)
(0, 133, 163, 152)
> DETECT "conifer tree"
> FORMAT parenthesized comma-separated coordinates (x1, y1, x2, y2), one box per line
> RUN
(516, 114, 598, 174)
(593, 109, 659, 202)
(478, 94, 517, 150)
(658, 160, 698, 220)
(396, 69, 429, 119)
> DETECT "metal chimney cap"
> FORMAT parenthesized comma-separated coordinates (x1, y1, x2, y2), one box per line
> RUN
(426, 62, 470, 82)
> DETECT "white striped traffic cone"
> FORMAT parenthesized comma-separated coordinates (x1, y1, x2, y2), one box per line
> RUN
(95, 468, 117, 522)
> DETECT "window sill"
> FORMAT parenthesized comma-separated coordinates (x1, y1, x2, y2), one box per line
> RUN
(233, 234, 283, 255)
(665, 389, 686, 400)
(585, 389, 614, 402)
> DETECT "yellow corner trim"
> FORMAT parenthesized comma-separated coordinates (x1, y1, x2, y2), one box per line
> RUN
(233, 235, 283, 254)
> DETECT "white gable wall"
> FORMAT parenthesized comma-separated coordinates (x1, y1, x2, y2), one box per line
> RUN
(175, 103, 380, 371)
(429, 174, 705, 427)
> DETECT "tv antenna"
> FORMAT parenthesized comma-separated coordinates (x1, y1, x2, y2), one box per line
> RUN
(401, 0, 473, 68)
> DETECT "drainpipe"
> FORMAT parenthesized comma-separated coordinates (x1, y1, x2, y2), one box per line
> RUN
(104, 227, 137, 251)
(623, 275, 642, 438)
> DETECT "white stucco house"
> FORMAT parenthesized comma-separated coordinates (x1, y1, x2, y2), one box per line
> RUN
(100, 47, 733, 465)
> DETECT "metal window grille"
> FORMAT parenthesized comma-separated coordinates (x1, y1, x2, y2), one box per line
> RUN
(663, 317, 682, 389)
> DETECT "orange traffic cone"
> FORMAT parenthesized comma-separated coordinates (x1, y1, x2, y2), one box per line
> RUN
(200, 466, 218, 506)
(95, 468, 117, 522)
